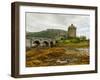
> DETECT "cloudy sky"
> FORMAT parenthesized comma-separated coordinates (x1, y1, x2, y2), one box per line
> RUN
(26, 12, 90, 39)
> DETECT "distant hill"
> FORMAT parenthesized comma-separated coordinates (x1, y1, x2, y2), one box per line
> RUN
(26, 29, 67, 39)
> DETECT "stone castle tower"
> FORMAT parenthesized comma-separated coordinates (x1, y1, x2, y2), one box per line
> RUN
(68, 24, 76, 38)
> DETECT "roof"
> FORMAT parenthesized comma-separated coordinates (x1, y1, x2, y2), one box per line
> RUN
(68, 24, 76, 29)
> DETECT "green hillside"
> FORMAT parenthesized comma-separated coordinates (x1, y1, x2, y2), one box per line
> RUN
(26, 29, 67, 39)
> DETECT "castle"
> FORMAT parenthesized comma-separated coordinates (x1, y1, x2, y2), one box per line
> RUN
(57, 24, 76, 39)
(67, 24, 76, 38)
(46, 24, 77, 40)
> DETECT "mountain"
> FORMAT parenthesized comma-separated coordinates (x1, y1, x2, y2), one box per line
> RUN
(26, 29, 67, 39)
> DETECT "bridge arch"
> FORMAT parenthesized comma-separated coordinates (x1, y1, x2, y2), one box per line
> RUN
(32, 40, 40, 47)
(43, 41, 49, 47)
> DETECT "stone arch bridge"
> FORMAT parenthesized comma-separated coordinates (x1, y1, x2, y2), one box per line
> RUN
(26, 37, 57, 48)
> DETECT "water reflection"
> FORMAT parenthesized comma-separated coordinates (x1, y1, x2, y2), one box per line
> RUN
(65, 47, 89, 55)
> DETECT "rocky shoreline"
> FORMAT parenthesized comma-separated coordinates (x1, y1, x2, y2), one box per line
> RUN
(26, 47, 89, 67)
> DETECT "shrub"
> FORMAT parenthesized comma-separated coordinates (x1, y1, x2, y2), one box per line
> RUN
(71, 38, 80, 43)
